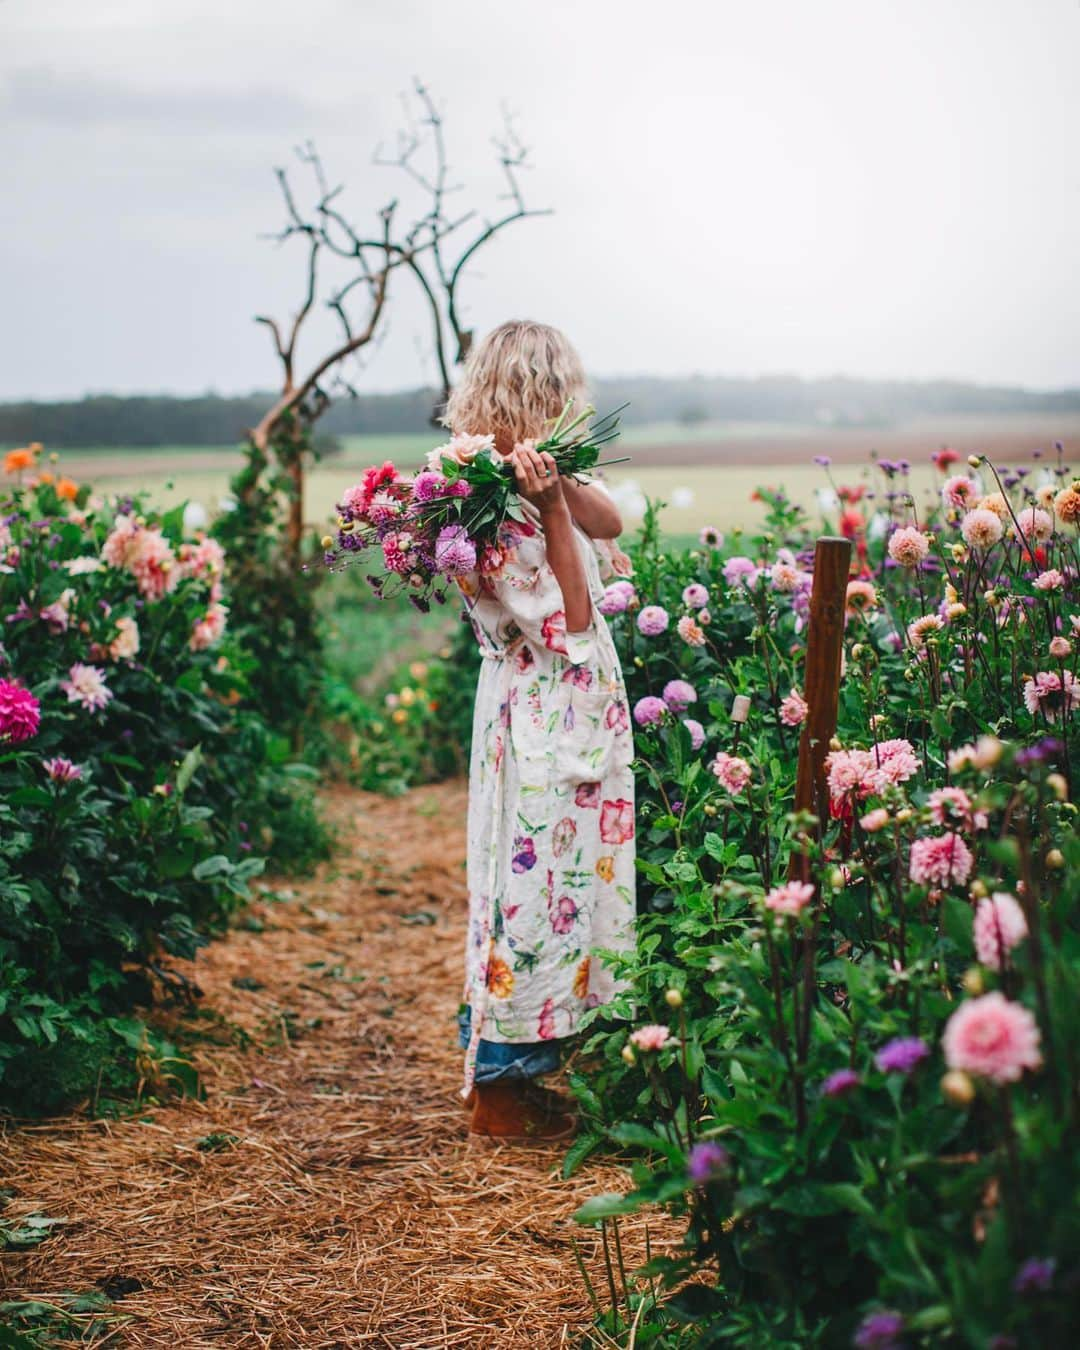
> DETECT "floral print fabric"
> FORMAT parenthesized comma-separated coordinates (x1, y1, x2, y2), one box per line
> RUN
(456, 504, 636, 1094)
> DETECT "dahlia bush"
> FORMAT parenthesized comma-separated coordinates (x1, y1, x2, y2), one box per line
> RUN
(0, 446, 325, 1111)
(571, 452, 1079, 1347)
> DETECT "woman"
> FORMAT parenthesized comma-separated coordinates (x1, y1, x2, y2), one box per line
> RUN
(445, 320, 637, 1141)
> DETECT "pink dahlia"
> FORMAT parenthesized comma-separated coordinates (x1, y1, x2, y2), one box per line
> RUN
(190, 602, 228, 651)
(60, 662, 112, 713)
(1023, 670, 1080, 722)
(0, 678, 41, 743)
(942, 992, 1042, 1083)
(770, 561, 802, 593)
(599, 580, 636, 615)
(826, 748, 877, 803)
(723, 556, 758, 588)
(710, 751, 752, 795)
(1033, 569, 1065, 592)
(677, 614, 706, 647)
(433, 525, 477, 576)
(101, 513, 140, 568)
(960, 508, 1004, 551)
(942, 475, 978, 510)
(927, 785, 985, 831)
(662, 679, 697, 712)
(1014, 506, 1053, 542)
(682, 582, 709, 608)
(860, 807, 890, 832)
(887, 526, 929, 568)
(909, 832, 974, 888)
(129, 528, 178, 601)
(637, 605, 669, 637)
(681, 717, 705, 750)
(780, 689, 808, 727)
(633, 695, 667, 726)
(410, 469, 450, 503)
(698, 525, 724, 549)
(629, 1024, 672, 1052)
(43, 756, 83, 783)
(871, 738, 921, 789)
(763, 880, 814, 914)
(845, 579, 878, 618)
(973, 893, 1028, 971)
(1049, 636, 1072, 659)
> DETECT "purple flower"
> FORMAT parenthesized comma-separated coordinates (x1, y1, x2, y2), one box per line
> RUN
(1013, 1257, 1055, 1294)
(813, 455, 832, 467)
(662, 679, 697, 713)
(633, 696, 667, 726)
(681, 717, 705, 750)
(599, 580, 637, 616)
(636, 605, 669, 636)
(682, 582, 709, 608)
(854, 1311, 904, 1349)
(687, 1141, 731, 1184)
(822, 1068, 860, 1098)
(433, 525, 477, 576)
(875, 1037, 929, 1075)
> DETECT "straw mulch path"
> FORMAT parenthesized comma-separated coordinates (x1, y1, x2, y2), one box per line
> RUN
(1, 782, 674, 1348)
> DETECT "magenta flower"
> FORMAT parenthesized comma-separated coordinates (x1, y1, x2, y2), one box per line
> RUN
(633, 695, 667, 727)
(1013, 1257, 1055, 1294)
(0, 678, 41, 743)
(550, 894, 579, 935)
(875, 1037, 929, 1075)
(822, 1068, 860, 1098)
(854, 1311, 904, 1349)
(636, 605, 669, 636)
(410, 469, 450, 503)
(662, 679, 697, 712)
(43, 757, 83, 783)
(687, 1141, 731, 1184)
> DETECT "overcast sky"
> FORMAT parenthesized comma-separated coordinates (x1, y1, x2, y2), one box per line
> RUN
(3, 0, 1077, 400)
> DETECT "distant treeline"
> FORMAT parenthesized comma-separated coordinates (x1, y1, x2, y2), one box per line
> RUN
(3, 376, 1078, 449)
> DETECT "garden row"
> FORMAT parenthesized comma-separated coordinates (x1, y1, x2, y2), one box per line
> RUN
(565, 452, 1080, 1347)
(0, 443, 327, 1114)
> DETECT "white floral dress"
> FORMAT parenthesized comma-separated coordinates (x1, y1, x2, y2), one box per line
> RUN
(456, 504, 636, 1095)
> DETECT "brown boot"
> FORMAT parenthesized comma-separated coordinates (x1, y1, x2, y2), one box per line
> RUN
(469, 1080, 576, 1141)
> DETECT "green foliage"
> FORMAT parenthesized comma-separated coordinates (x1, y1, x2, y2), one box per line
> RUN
(0, 455, 328, 1114)
(575, 462, 1080, 1347)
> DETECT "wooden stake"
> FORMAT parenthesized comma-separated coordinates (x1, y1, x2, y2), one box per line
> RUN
(788, 536, 852, 880)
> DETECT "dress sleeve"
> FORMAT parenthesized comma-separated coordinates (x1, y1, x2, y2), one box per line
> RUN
(479, 534, 597, 667)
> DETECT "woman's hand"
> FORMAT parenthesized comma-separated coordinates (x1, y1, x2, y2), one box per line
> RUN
(510, 443, 563, 513)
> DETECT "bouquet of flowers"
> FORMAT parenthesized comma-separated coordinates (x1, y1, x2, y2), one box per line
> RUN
(320, 402, 626, 608)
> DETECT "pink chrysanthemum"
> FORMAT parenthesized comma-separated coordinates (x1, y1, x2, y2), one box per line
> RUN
(60, 662, 112, 713)
(973, 893, 1028, 971)
(1023, 670, 1080, 722)
(779, 689, 808, 727)
(629, 1024, 672, 1052)
(960, 508, 1004, 551)
(599, 580, 637, 615)
(128, 528, 178, 602)
(763, 880, 814, 914)
(927, 786, 985, 831)
(907, 614, 944, 649)
(770, 562, 802, 593)
(677, 614, 706, 647)
(871, 738, 921, 789)
(826, 748, 877, 803)
(909, 832, 974, 888)
(410, 469, 450, 504)
(943, 992, 1042, 1084)
(710, 751, 752, 795)
(888, 526, 929, 568)
(633, 696, 667, 726)
(0, 678, 41, 743)
(433, 525, 477, 576)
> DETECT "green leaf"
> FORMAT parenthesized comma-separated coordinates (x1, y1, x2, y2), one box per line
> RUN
(562, 1131, 603, 1179)
(572, 1190, 643, 1223)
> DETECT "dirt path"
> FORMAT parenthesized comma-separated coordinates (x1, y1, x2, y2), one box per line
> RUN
(1, 783, 663, 1349)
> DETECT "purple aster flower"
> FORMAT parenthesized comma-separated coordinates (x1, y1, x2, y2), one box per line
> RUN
(854, 1311, 904, 1349)
(681, 717, 705, 750)
(813, 455, 832, 467)
(670, 799, 684, 814)
(662, 679, 697, 712)
(687, 1140, 731, 1184)
(822, 1068, 860, 1098)
(1013, 1257, 1055, 1294)
(637, 605, 669, 637)
(875, 1037, 929, 1075)
(432, 525, 477, 576)
(633, 695, 667, 726)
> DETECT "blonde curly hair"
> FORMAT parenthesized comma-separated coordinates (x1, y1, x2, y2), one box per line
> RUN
(443, 320, 588, 445)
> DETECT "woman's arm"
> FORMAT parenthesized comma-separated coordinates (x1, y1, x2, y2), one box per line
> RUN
(559, 475, 623, 539)
(509, 444, 592, 632)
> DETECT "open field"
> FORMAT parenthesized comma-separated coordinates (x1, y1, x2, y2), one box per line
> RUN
(44, 412, 1080, 535)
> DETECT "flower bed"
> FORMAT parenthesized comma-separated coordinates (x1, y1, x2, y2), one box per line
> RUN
(0, 446, 326, 1113)
(571, 456, 1079, 1346)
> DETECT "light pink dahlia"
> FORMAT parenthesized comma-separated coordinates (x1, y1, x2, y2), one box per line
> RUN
(677, 614, 706, 647)
(60, 662, 112, 713)
(942, 992, 1042, 1084)
(710, 751, 752, 795)
(629, 1024, 672, 1052)
(973, 893, 1028, 971)
(960, 508, 1004, 551)
(909, 832, 973, 888)
(779, 689, 808, 727)
(1023, 670, 1079, 722)
(764, 880, 814, 914)
(888, 526, 930, 568)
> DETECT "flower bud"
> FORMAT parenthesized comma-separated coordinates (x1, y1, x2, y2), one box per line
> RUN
(321, 535, 334, 550)
(962, 966, 985, 996)
(829, 737, 842, 752)
(1046, 773, 1068, 802)
(621, 1043, 636, 1065)
(634, 656, 644, 668)
(895, 808, 913, 824)
(851, 643, 864, 659)
(941, 1070, 975, 1108)
(969, 878, 988, 899)
(665, 988, 683, 1009)
(1046, 848, 1065, 870)
(967, 455, 982, 468)
(703, 803, 718, 817)
(983, 589, 998, 607)
(828, 867, 846, 891)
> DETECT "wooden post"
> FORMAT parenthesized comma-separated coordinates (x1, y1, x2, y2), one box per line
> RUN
(788, 536, 851, 880)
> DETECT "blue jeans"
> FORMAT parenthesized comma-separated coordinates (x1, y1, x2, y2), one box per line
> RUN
(458, 1007, 561, 1083)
